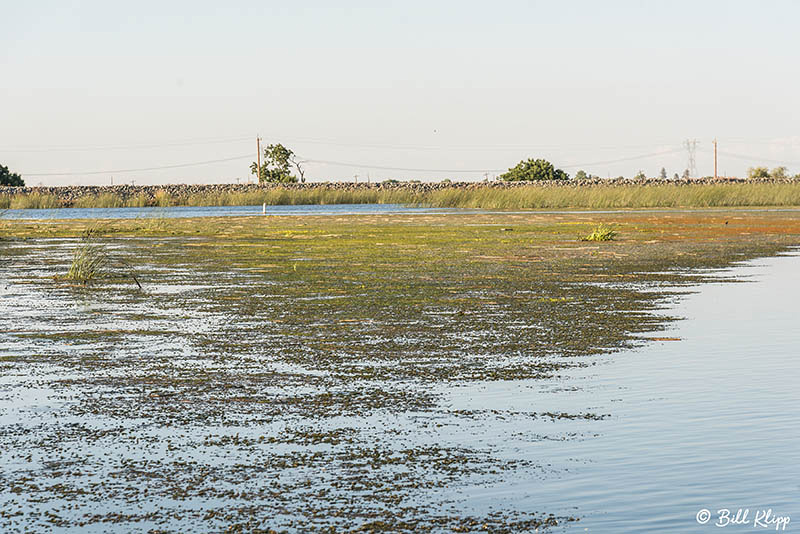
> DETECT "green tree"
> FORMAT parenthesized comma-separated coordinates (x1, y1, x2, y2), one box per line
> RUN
(747, 166, 770, 179)
(659, 167, 667, 179)
(574, 170, 588, 180)
(634, 170, 647, 180)
(0, 164, 24, 186)
(500, 158, 569, 181)
(770, 166, 788, 179)
(250, 144, 302, 184)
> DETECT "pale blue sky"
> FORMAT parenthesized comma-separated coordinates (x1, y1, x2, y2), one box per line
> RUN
(2, 1, 799, 185)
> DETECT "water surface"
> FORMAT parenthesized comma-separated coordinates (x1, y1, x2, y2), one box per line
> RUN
(448, 251, 800, 532)
(1, 204, 460, 220)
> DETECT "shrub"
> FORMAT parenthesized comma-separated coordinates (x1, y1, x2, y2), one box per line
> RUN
(747, 166, 770, 179)
(500, 158, 569, 181)
(770, 166, 789, 180)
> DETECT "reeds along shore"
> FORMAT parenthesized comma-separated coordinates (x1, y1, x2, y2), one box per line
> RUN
(3, 182, 800, 210)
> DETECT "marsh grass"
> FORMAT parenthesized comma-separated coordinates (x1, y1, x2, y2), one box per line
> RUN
(73, 193, 125, 209)
(581, 224, 617, 242)
(181, 188, 423, 207)
(1, 192, 62, 209)
(62, 221, 142, 288)
(140, 207, 169, 232)
(423, 183, 800, 209)
(65, 244, 109, 284)
(4, 182, 800, 210)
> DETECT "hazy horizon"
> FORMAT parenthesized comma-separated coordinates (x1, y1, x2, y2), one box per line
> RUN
(2, 1, 799, 186)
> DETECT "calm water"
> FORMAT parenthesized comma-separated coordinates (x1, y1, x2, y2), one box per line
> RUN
(1, 204, 462, 219)
(444, 251, 800, 532)
(4, 204, 800, 220)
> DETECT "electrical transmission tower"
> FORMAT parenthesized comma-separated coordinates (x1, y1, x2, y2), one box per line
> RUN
(683, 139, 698, 178)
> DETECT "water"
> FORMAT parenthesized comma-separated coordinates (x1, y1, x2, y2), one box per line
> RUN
(447, 251, 800, 532)
(1, 203, 463, 219)
(1, 238, 798, 531)
(4, 204, 800, 220)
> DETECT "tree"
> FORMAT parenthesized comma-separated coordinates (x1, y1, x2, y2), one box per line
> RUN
(673, 173, 680, 180)
(0, 164, 24, 186)
(747, 166, 770, 179)
(634, 170, 647, 180)
(289, 153, 306, 183)
(500, 158, 569, 181)
(659, 167, 667, 180)
(250, 143, 300, 183)
(574, 170, 588, 180)
(770, 166, 788, 180)
(682, 169, 690, 180)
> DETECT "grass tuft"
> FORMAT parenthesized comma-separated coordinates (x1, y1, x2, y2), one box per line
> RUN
(65, 244, 109, 284)
(581, 224, 617, 242)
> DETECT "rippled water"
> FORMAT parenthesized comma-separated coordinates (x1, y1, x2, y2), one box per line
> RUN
(1, 204, 461, 219)
(446, 251, 800, 532)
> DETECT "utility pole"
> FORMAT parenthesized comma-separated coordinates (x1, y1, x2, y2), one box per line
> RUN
(713, 138, 718, 180)
(256, 136, 262, 184)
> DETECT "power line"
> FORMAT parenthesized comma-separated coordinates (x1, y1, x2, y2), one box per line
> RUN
(716, 150, 800, 167)
(304, 158, 504, 173)
(0, 135, 253, 153)
(18, 146, 690, 178)
(305, 148, 685, 174)
(258, 135, 686, 152)
(558, 148, 685, 169)
(23, 154, 253, 177)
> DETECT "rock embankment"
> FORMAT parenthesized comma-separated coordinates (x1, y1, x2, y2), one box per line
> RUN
(2, 177, 798, 207)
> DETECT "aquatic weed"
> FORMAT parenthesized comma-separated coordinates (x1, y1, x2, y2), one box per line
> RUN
(582, 224, 617, 242)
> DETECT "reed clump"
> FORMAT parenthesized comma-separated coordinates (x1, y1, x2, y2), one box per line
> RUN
(65, 244, 109, 284)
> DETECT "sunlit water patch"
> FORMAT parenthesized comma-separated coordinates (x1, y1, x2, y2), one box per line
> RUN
(437, 251, 800, 532)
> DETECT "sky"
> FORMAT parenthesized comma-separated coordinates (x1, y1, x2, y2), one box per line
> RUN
(2, 0, 800, 185)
